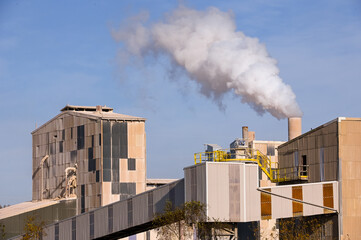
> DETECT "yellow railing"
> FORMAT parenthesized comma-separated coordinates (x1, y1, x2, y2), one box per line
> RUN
(194, 149, 308, 183)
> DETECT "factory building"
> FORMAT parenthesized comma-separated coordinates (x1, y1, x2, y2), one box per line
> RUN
(0, 105, 361, 239)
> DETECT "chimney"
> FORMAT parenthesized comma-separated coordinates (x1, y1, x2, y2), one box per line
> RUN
(288, 117, 302, 140)
(96, 105, 102, 112)
(242, 126, 249, 145)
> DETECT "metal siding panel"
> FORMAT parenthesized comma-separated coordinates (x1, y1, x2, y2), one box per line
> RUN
(113, 200, 128, 232)
(43, 225, 55, 240)
(94, 207, 108, 238)
(229, 164, 240, 222)
(211, 163, 229, 220)
(76, 213, 89, 240)
(59, 219, 72, 240)
(133, 194, 148, 226)
(247, 165, 260, 221)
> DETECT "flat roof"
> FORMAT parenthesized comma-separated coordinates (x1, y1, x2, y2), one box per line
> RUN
(32, 105, 145, 134)
(0, 200, 60, 220)
(61, 105, 113, 112)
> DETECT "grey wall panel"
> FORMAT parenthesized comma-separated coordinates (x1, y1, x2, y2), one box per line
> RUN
(59, 219, 72, 240)
(43, 225, 55, 240)
(303, 184, 323, 216)
(76, 213, 89, 240)
(229, 164, 240, 222)
(133, 194, 148, 226)
(113, 200, 128, 232)
(246, 164, 260, 221)
(153, 184, 172, 215)
(184, 166, 194, 202)
(207, 162, 229, 221)
(94, 207, 108, 238)
(196, 164, 206, 203)
(271, 186, 292, 219)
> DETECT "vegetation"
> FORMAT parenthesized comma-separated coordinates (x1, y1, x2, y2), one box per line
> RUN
(22, 215, 46, 240)
(153, 200, 232, 240)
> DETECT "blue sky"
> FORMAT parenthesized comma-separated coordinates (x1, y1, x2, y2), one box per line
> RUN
(0, 0, 360, 205)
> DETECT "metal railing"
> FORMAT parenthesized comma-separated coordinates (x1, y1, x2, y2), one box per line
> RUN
(194, 148, 308, 183)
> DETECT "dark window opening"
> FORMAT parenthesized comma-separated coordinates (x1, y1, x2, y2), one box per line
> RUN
(91, 135, 94, 148)
(77, 125, 85, 150)
(71, 128, 73, 139)
(81, 185, 85, 213)
(96, 170, 100, 182)
(59, 141, 63, 153)
(128, 158, 136, 171)
(99, 134, 101, 146)
(302, 155, 307, 176)
(267, 144, 275, 156)
(62, 129, 65, 140)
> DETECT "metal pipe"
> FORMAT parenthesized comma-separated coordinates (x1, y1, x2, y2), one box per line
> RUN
(288, 117, 302, 140)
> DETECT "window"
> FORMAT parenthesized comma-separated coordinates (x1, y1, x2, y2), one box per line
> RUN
(59, 141, 63, 153)
(77, 125, 85, 150)
(128, 158, 136, 171)
(266, 144, 275, 156)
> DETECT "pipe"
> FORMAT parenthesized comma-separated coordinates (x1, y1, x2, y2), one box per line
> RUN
(242, 126, 249, 146)
(288, 117, 302, 140)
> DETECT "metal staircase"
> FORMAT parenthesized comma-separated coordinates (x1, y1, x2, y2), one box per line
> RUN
(194, 148, 308, 183)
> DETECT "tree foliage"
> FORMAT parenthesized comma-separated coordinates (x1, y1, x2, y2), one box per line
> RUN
(22, 215, 46, 240)
(153, 201, 232, 240)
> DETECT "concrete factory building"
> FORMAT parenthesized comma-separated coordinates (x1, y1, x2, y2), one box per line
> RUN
(0, 105, 360, 239)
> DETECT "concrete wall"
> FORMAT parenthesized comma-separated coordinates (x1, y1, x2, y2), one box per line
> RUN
(339, 118, 361, 239)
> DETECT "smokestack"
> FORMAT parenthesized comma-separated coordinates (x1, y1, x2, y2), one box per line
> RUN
(242, 126, 249, 145)
(288, 117, 302, 140)
(96, 105, 102, 112)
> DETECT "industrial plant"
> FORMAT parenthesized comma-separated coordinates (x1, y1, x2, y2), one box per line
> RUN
(0, 105, 360, 239)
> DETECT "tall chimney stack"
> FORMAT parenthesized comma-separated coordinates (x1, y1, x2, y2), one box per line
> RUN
(242, 126, 249, 145)
(288, 117, 302, 140)
(96, 105, 102, 112)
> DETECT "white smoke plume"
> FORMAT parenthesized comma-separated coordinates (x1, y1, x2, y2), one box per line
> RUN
(112, 6, 302, 119)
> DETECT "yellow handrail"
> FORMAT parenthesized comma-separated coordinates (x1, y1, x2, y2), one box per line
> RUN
(194, 148, 308, 183)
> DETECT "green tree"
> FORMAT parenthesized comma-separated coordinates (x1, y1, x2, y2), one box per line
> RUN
(153, 201, 232, 240)
(22, 215, 46, 240)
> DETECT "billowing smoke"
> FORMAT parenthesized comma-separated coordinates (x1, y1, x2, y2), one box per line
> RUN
(112, 6, 302, 119)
